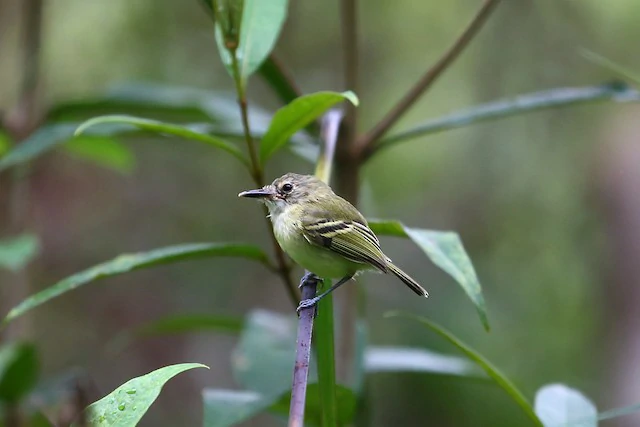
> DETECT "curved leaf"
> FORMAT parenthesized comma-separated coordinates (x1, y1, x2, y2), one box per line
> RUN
(83, 363, 207, 427)
(2, 243, 269, 326)
(215, 0, 288, 83)
(386, 312, 542, 426)
(64, 136, 135, 174)
(0, 234, 40, 272)
(534, 384, 596, 427)
(365, 346, 484, 378)
(369, 219, 489, 330)
(75, 115, 248, 166)
(0, 343, 39, 403)
(259, 91, 359, 163)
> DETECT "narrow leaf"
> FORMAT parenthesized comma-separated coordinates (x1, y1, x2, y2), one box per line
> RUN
(260, 91, 358, 163)
(365, 346, 485, 378)
(534, 384, 596, 427)
(2, 243, 268, 326)
(0, 343, 39, 403)
(0, 234, 40, 272)
(369, 220, 489, 330)
(215, 0, 288, 83)
(83, 363, 207, 426)
(63, 136, 135, 174)
(581, 50, 640, 86)
(315, 281, 338, 427)
(386, 312, 542, 426)
(75, 115, 248, 166)
(270, 384, 357, 426)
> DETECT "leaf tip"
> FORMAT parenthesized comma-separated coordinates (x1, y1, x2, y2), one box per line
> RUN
(343, 91, 359, 107)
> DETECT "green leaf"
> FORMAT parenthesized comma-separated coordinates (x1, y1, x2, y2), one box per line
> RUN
(0, 234, 40, 272)
(0, 123, 136, 173)
(260, 91, 359, 163)
(232, 310, 302, 398)
(369, 219, 489, 331)
(364, 346, 485, 378)
(82, 363, 207, 427)
(534, 384, 596, 427)
(0, 131, 12, 157)
(74, 115, 248, 167)
(386, 312, 542, 427)
(202, 389, 271, 427)
(0, 343, 39, 403)
(215, 0, 288, 83)
(63, 136, 135, 174)
(2, 243, 269, 326)
(315, 281, 338, 427)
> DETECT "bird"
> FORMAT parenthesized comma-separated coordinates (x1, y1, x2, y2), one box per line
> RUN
(238, 173, 428, 311)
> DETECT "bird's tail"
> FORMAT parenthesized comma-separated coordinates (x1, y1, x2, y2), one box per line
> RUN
(388, 263, 429, 298)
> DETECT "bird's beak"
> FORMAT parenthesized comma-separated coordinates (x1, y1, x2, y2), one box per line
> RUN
(238, 186, 276, 199)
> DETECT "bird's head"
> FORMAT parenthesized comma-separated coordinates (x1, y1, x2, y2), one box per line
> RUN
(238, 173, 331, 214)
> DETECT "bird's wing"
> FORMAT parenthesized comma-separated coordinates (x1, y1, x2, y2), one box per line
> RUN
(301, 215, 388, 272)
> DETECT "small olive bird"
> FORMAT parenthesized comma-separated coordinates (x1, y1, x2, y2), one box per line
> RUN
(239, 173, 429, 311)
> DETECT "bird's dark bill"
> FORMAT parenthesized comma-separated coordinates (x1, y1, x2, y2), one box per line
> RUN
(238, 188, 274, 198)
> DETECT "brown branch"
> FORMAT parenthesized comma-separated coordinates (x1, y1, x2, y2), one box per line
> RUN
(357, 0, 501, 157)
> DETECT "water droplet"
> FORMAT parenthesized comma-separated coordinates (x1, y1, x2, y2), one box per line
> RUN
(126, 388, 136, 395)
(118, 404, 126, 411)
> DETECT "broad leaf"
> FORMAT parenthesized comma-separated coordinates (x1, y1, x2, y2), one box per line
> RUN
(2, 243, 269, 326)
(386, 312, 542, 426)
(0, 234, 40, 272)
(232, 310, 303, 398)
(75, 115, 248, 167)
(215, 0, 288, 84)
(0, 343, 39, 403)
(82, 363, 207, 426)
(64, 136, 135, 174)
(365, 346, 484, 378)
(534, 384, 596, 427)
(260, 91, 359, 163)
(202, 389, 270, 427)
(0, 124, 135, 172)
(370, 219, 489, 330)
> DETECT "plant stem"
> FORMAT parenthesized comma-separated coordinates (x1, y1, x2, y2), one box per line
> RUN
(357, 0, 501, 155)
(288, 274, 318, 427)
(368, 82, 640, 157)
(229, 50, 299, 305)
(315, 280, 338, 427)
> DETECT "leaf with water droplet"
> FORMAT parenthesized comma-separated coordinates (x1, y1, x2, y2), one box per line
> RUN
(79, 363, 207, 426)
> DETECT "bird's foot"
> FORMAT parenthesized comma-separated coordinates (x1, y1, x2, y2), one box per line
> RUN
(296, 297, 319, 317)
(298, 272, 320, 289)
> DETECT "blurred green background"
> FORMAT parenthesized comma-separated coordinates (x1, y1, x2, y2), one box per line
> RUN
(1, 0, 640, 425)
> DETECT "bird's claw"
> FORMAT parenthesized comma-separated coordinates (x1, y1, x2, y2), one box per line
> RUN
(296, 297, 319, 317)
(298, 272, 320, 289)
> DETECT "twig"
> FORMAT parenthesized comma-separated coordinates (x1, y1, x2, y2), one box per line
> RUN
(357, 0, 501, 155)
(289, 110, 344, 427)
(229, 49, 300, 305)
(288, 274, 319, 427)
(368, 82, 640, 158)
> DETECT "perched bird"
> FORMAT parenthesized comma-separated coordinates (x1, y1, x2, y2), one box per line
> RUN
(239, 173, 428, 311)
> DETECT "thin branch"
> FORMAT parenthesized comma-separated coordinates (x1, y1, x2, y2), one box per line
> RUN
(289, 110, 344, 427)
(357, 0, 501, 155)
(367, 82, 640, 158)
(229, 50, 300, 305)
(288, 274, 318, 427)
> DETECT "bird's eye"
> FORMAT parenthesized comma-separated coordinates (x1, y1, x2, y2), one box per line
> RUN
(281, 183, 294, 193)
